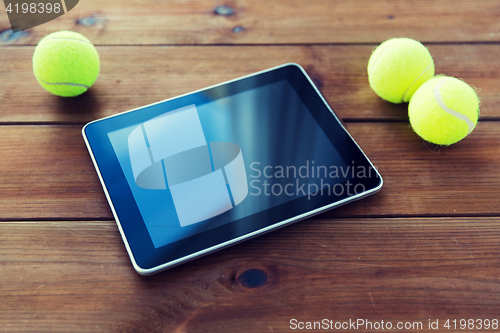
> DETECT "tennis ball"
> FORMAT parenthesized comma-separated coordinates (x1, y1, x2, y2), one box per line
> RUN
(33, 31, 100, 97)
(368, 38, 435, 103)
(409, 76, 479, 145)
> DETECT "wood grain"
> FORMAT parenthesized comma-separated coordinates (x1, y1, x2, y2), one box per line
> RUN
(0, 44, 498, 123)
(1, 0, 500, 330)
(0, 217, 498, 332)
(0, 123, 499, 220)
(1, 0, 500, 45)
(0, 126, 111, 220)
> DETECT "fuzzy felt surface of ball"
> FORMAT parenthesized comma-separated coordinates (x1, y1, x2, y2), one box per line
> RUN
(33, 31, 100, 97)
(409, 76, 480, 145)
(368, 38, 434, 103)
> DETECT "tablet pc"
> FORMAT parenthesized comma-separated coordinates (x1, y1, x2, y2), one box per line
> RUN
(83, 63, 383, 275)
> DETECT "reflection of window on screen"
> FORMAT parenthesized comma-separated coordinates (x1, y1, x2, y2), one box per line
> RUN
(108, 80, 349, 248)
(127, 104, 248, 227)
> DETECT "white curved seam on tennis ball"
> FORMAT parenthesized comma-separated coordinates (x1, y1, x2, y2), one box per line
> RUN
(38, 78, 89, 89)
(43, 37, 91, 44)
(433, 78, 475, 134)
(368, 43, 390, 76)
(402, 61, 432, 102)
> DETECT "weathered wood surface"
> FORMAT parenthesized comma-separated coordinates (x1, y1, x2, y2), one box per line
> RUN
(0, 44, 498, 123)
(1, 0, 500, 331)
(0, 218, 498, 332)
(1, 0, 500, 45)
(0, 123, 499, 220)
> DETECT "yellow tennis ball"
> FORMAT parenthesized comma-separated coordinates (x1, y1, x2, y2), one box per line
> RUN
(368, 38, 435, 103)
(33, 31, 100, 97)
(409, 76, 480, 145)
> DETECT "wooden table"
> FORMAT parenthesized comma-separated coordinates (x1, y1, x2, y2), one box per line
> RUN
(1, 1, 500, 331)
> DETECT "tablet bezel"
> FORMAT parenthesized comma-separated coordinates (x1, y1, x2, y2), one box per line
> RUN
(83, 63, 383, 275)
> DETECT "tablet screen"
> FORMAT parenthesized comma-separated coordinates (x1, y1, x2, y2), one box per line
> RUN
(107, 79, 351, 248)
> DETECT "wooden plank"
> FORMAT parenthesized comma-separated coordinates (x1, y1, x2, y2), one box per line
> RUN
(0, 217, 499, 331)
(1, 0, 500, 45)
(332, 120, 500, 218)
(0, 123, 499, 220)
(0, 44, 498, 123)
(0, 126, 111, 219)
